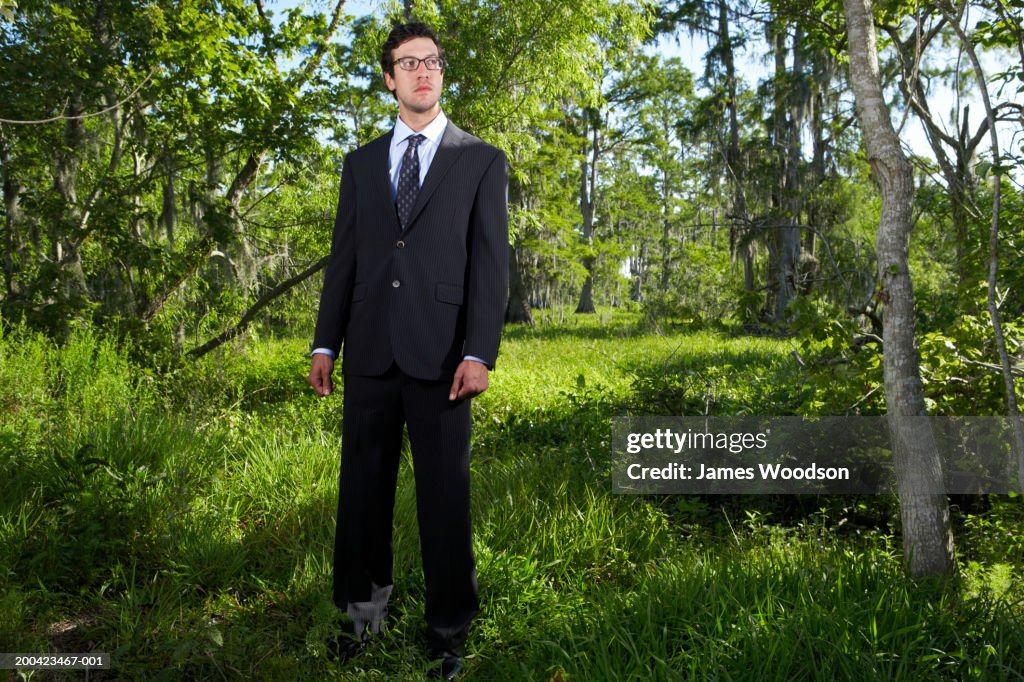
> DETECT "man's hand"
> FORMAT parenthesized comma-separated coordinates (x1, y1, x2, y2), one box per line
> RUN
(449, 359, 488, 401)
(309, 353, 335, 397)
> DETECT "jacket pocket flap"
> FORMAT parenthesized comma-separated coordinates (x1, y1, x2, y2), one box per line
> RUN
(351, 283, 367, 302)
(435, 282, 464, 305)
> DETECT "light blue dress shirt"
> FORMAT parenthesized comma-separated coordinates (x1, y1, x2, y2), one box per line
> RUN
(388, 111, 448, 200)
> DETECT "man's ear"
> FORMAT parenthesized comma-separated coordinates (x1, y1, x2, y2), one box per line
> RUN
(383, 72, 395, 93)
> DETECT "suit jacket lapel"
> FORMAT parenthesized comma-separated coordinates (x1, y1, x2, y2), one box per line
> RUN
(403, 122, 467, 232)
(367, 132, 401, 231)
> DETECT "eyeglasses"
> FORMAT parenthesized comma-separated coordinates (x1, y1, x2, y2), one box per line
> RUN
(394, 56, 446, 71)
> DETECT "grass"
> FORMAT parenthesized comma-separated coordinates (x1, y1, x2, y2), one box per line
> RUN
(2, 310, 1024, 680)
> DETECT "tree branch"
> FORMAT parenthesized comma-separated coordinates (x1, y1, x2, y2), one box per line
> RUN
(139, 237, 216, 323)
(0, 71, 156, 125)
(187, 255, 329, 357)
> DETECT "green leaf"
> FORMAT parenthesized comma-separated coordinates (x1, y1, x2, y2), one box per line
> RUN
(205, 626, 224, 647)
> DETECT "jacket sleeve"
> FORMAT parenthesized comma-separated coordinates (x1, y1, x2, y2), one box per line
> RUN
(311, 153, 357, 355)
(462, 148, 509, 368)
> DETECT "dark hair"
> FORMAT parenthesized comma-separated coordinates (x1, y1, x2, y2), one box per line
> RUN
(380, 22, 445, 77)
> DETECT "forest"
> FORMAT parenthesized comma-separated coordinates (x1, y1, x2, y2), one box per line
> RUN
(1, 0, 1023, 679)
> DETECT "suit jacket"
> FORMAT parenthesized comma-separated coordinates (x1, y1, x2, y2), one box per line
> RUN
(313, 121, 509, 381)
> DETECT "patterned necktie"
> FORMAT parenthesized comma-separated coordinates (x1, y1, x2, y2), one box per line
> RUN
(396, 133, 425, 228)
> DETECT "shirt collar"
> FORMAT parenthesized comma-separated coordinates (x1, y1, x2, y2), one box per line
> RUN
(393, 110, 448, 147)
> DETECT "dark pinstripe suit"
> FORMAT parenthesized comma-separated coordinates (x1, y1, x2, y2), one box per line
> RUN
(312, 120, 508, 652)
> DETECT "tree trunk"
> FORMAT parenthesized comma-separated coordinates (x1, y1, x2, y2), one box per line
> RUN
(800, 48, 833, 296)
(766, 20, 787, 319)
(576, 270, 595, 314)
(52, 96, 90, 305)
(576, 112, 598, 314)
(159, 150, 176, 247)
(226, 150, 265, 291)
(806, 52, 828, 265)
(659, 114, 674, 294)
(505, 242, 534, 325)
(631, 239, 647, 303)
(505, 177, 534, 324)
(774, 22, 804, 320)
(843, 0, 954, 578)
(1, 125, 21, 297)
(717, 0, 755, 300)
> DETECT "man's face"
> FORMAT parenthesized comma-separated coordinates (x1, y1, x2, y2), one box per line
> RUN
(384, 37, 444, 118)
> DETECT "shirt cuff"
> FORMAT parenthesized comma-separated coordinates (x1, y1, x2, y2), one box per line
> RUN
(311, 347, 337, 359)
(463, 355, 489, 367)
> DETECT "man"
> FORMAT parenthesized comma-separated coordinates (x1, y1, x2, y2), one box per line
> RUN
(308, 21, 508, 681)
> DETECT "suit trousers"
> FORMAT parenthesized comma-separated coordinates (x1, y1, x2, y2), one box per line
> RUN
(333, 362, 479, 652)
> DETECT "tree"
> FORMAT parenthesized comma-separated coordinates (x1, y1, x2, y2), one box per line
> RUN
(884, 14, 989, 290)
(0, 0, 348, 346)
(843, 0, 954, 577)
(628, 56, 694, 293)
(937, 0, 1024, 485)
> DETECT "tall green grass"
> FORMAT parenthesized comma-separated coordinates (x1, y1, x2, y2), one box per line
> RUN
(1, 312, 1022, 680)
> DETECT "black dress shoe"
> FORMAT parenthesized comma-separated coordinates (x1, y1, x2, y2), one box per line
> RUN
(328, 623, 369, 663)
(429, 651, 463, 680)
(328, 633, 366, 663)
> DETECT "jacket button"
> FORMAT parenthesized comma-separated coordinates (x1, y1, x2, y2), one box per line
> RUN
(396, 240, 406, 249)
(392, 280, 400, 288)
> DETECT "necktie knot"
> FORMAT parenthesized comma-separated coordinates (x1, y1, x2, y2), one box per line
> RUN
(407, 133, 425, 149)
